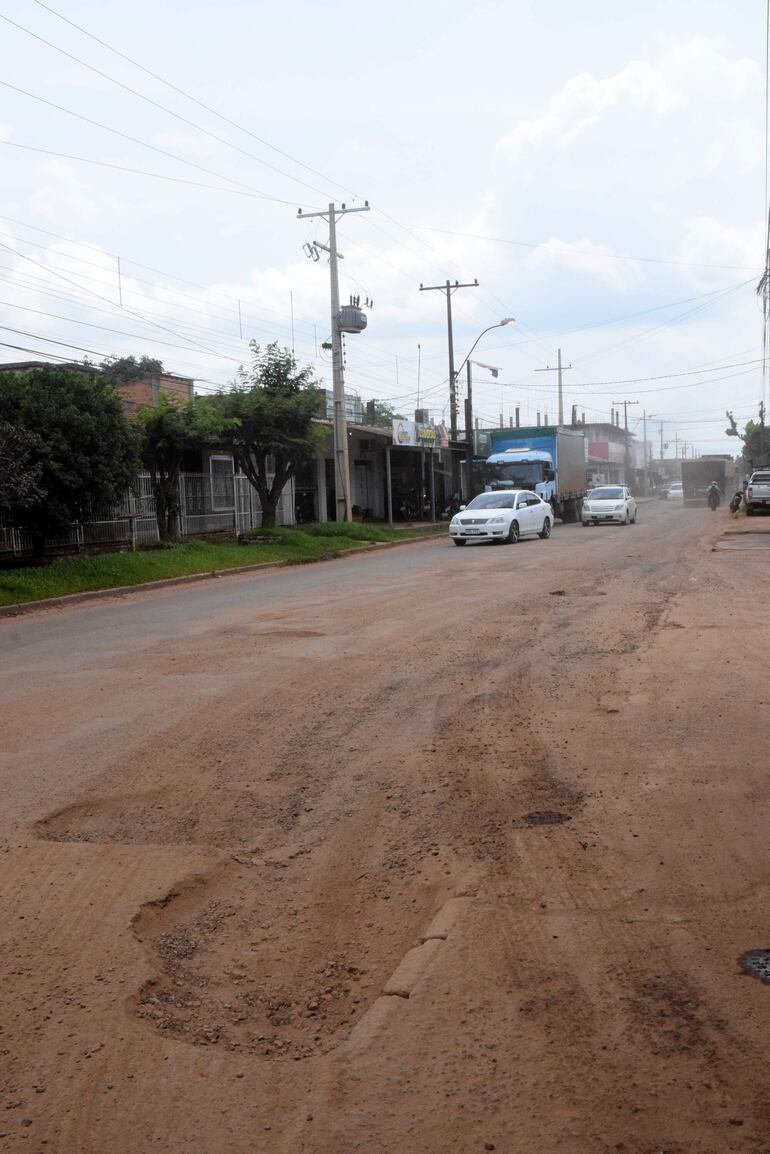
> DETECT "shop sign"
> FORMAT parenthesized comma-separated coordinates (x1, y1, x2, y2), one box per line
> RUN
(392, 419, 446, 448)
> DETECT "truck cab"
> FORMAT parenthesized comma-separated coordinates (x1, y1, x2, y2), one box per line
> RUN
(485, 448, 555, 503)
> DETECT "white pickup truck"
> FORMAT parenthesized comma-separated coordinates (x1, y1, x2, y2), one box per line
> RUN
(745, 470, 770, 515)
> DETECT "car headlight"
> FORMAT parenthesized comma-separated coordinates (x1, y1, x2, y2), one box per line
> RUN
(449, 518, 459, 528)
(488, 515, 506, 523)
(614, 503, 625, 511)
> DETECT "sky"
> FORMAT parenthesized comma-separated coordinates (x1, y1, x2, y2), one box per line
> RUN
(0, 0, 768, 455)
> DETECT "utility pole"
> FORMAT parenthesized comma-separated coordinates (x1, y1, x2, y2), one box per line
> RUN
(419, 278, 479, 492)
(612, 398, 639, 484)
(642, 411, 656, 495)
(297, 201, 370, 522)
(535, 348, 572, 425)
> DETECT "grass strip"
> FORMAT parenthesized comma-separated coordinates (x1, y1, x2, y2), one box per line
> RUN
(0, 524, 444, 606)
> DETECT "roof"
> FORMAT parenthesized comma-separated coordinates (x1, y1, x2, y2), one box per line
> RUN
(314, 418, 392, 439)
(0, 359, 95, 373)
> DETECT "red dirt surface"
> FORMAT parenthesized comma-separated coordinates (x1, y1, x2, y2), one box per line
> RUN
(1, 504, 769, 1153)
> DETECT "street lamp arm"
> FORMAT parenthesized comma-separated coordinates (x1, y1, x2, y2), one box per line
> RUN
(455, 318, 515, 380)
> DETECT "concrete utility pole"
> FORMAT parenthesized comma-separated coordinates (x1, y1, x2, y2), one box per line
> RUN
(535, 348, 572, 425)
(297, 201, 370, 522)
(642, 410, 656, 495)
(612, 399, 639, 483)
(419, 278, 479, 491)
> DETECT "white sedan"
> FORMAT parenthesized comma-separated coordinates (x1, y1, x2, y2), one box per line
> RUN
(582, 485, 637, 526)
(449, 490, 553, 545)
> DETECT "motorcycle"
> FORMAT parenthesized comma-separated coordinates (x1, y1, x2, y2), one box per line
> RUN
(707, 488, 721, 511)
(729, 490, 743, 515)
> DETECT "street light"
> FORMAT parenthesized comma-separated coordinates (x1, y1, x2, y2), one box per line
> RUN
(456, 318, 516, 500)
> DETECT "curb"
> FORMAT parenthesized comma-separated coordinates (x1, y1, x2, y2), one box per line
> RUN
(0, 533, 442, 619)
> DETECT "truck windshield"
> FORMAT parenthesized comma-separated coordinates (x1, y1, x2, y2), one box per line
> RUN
(484, 462, 543, 489)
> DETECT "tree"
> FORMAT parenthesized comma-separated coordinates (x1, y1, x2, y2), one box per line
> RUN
(219, 343, 324, 528)
(99, 355, 164, 386)
(0, 367, 138, 561)
(0, 420, 45, 509)
(366, 399, 405, 428)
(726, 405, 769, 467)
(136, 395, 230, 540)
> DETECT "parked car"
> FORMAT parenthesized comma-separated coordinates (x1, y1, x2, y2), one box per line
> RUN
(662, 482, 684, 501)
(745, 471, 770, 515)
(449, 490, 552, 545)
(581, 485, 637, 526)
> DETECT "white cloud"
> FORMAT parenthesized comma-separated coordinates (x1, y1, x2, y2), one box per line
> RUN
(675, 216, 763, 281)
(525, 236, 645, 292)
(494, 38, 762, 181)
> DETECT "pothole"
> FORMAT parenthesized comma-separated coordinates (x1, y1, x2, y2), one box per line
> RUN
(131, 852, 452, 1060)
(740, 949, 770, 983)
(36, 794, 202, 845)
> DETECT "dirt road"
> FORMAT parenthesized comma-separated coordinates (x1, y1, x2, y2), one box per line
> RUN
(2, 503, 769, 1154)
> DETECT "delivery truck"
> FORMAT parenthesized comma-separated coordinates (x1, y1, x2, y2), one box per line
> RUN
(680, 457, 737, 507)
(480, 425, 588, 522)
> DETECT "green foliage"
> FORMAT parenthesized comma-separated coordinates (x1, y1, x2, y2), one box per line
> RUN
(0, 525, 439, 606)
(220, 342, 324, 527)
(99, 354, 164, 385)
(367, 400, 405, 428)
(0, 419, 45, 508)
(136, 395, 232, 540)
(302, 521, 403, 542)
(0, 367, 138, 557)
(725, 408, 770, 466)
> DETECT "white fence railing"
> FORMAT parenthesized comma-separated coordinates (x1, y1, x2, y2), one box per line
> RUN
(0, 471, 295, 558)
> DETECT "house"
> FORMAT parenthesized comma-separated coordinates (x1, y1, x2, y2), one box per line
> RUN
(0, 359, 194, 417)
(112, 371, 194, 416)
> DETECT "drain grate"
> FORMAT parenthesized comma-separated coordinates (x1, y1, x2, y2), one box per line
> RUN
(741, 950, 770, 983)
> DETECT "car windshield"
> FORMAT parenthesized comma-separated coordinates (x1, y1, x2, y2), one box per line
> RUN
(752, 474, 770, 483)
(465, 492, 517, 510)
(589, 487, 624, 500)
(670, 484, 682, 490)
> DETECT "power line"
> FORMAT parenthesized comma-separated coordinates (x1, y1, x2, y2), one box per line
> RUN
(576, 279, 754, 368)
(28, 0, 355, 200)
(5, 7, 528, 344)
(1, 80, 314, 205)
(0, 11, 338, 203)
(0, 239, 242, 362)
(0, 141, 301, 203)
(0, 323, 115, 360)
(406, 224, 760, 272)
(567, 358, 764, 388)
(23, 0, 531, 340)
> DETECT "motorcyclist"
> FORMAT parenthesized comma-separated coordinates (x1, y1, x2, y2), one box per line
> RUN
(707, 480, 722, 509)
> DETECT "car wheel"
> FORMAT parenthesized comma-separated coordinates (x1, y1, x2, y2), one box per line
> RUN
(747, 506, 755, 516)
(506, 520, 520, 544)
(630, 510, 637, 524)
(539, 517, 551, 539)
(453, 538, 467, 546)
(582, 519, 590, 527)
(623, 510, 630, 525)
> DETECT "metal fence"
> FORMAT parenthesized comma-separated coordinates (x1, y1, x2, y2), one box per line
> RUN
(0, 471, 295, 559)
